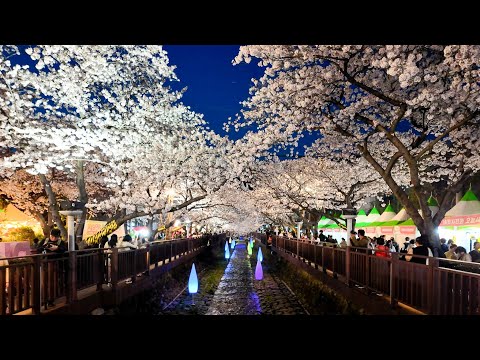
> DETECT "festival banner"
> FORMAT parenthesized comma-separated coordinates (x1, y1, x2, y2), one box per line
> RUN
(83, 220, 125, 240)
(439, 215, 480, 227)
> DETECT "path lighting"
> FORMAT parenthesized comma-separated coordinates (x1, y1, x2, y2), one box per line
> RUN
(188, 263, 198, 294)
(231, 239, 236, 250)
(255, 260, 263, 280)
(225, 246, 230, 259)
(257, 247, 263, 262)
(247, 243, 253, 256)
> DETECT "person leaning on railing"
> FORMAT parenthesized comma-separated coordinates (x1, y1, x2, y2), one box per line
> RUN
(455, 246, 472, 262)
(119, 234, 137, 252)
(37, 228, 67, 307)
(37, 229, 67, 255)
(405, 236, 432, 264)
(444, 244, 458, 259)
(469, 242, 480, 262)
(354, 230, 370, 248)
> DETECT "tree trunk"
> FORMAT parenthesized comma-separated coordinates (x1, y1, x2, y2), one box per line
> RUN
(38, 174, 68, 240)
(74, 160, 88, 243)
(456, 192, 462, 204)
(32, 210, 50, 238)
(418, 221, 441, 257)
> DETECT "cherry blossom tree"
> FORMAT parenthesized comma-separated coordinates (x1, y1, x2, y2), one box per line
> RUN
(231, 45, 480, 249)
(0, 45, 231, 244)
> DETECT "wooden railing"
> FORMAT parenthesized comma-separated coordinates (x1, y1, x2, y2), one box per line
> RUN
(0, 235, 212, 315)
(254, 233, 480, 315)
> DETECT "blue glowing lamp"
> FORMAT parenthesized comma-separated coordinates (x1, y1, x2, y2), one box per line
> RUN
(188, 263, 198, 294)
(255, 260, 263, 280)
(224, 241, 229, 252)
(257, 247, 263, 262)
(228, 237, 232, 244)
(225, 246, 230, 259)
(231, 239, 236, 250)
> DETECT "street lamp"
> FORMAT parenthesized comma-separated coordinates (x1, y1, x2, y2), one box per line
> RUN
(342, 208, 357, 246)
(59, 201, 85, 252)
(185, 219, 191, 238)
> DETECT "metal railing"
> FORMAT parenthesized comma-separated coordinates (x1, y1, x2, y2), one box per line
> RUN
(0, 235, 214, 315)
(254, 233, 480, 315)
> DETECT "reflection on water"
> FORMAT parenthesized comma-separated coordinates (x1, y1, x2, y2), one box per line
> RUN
(206, 242, 261, 315)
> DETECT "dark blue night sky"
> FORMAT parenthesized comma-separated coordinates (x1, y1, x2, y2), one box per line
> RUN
(164, 45, 264, 139)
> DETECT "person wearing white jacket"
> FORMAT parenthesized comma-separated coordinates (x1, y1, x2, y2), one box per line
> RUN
(119, 234, 137, 252)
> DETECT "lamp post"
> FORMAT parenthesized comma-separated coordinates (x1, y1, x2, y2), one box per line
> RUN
(296, 221, 302, 258)
(185, 219, 191, 238)
(165, 189, 176, 240)
(342, 208, 357, 246)
(59, 210, 84, 252)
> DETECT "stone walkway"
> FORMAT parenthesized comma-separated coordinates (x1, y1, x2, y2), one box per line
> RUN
(253, 269, 307, 315)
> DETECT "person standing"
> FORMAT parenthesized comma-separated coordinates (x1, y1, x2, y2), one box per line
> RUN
(37, 228, 67, 307)
(356, 230, 370, 248)
(440, 238, 449, 254)
(405, 236, 430, 264)
(444, 244, 458, 259)
(468, 242, 480, 262)
(318, 230, 327, 243)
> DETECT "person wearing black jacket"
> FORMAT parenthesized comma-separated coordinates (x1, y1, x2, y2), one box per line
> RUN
(38, 228, 67, 307)
(405, 236, 429, 264)
(38, 228, 67, 255)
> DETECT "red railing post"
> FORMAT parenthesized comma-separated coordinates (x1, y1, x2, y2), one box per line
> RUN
(390, 252, 398, 308)
(67, 251, 77, 303)
(111, 248, 119, 291)
(32, 256, 41, 314)
(96, 250, 105, 291)
(345, 246, 351, 287)
(332, 247, 337, 278)
(427, 257, 438, 315)
(322, 246, 326, 273)
(146, 247, 150, 276)
(132, 250, 137, 284)
(365, 248, 370, 292)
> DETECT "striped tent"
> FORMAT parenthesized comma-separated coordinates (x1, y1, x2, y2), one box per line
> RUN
(366, 204, 397, 236)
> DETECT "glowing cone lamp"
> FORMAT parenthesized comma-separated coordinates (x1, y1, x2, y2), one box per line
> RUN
(255, 260, 263, 280)
(257, 247, 263, 262)
(188, 263, 198, 294)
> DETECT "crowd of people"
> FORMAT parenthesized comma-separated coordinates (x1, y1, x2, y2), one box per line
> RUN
(272, 228, 480, 268)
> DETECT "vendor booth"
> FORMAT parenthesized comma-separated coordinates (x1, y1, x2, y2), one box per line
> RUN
(439, 189, 480, 251)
